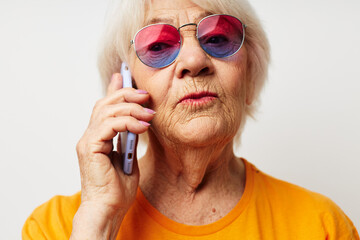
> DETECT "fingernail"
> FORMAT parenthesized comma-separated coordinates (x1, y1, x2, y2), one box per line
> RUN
(144, 108, 156, 114)
(136, 90, 148, 94)
(139, 121, 150, 127)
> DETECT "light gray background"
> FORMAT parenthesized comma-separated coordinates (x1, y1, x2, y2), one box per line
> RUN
(0, 0, 359, 238)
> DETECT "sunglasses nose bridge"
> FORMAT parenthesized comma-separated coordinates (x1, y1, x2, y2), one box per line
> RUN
(178, 23, 205, 54)
(178, 23, 198, 39)
(178, 22, 197, 30)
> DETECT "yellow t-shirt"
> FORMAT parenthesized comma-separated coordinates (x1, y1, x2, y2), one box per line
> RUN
(22, 159, 359, 239)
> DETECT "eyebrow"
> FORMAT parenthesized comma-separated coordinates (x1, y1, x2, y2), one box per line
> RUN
(145, 11, 213, 26)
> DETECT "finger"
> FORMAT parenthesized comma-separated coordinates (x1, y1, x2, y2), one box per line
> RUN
(97, 117, 150, 143)
(107, 73, 123, 97)
(103, 103, 156, 122)
(97, 88, 150, 109)
(90, 102, 154, 129)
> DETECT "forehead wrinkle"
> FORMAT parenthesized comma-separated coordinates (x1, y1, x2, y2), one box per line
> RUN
(192, 11, 213, 24)
(145, 16, 176, 25)
(145, 11, 213, 27)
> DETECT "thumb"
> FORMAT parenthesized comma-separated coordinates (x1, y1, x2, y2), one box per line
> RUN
(107, 73, 123, 96)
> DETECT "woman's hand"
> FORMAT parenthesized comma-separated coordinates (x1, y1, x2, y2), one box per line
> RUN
(70, 73, 155, 240)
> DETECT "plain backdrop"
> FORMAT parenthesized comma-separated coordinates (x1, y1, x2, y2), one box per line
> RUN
(0, 0, 359, 238)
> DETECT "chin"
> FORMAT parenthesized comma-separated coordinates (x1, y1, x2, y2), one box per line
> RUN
(173, 118, 229, 147)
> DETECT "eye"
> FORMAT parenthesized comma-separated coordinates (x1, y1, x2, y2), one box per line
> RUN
(149, 42, 171, 52)
(205, 35, 228, 44)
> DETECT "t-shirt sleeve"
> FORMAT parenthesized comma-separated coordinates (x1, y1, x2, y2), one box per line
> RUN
(22, 192, 81, 240)
(255, 167, 359, 239)
(22, 217, 47, 240)
(320, 197, 359, 240)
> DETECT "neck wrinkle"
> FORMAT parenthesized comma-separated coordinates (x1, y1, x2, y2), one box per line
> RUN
(139, 134, 238, 202)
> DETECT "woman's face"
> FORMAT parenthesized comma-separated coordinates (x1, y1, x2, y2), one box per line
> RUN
(131, 0, 249, 146)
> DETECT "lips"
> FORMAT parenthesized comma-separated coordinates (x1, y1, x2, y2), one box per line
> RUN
(178, 91, 218, 104)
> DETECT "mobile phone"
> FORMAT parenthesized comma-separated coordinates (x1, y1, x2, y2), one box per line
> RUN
(120, 62, 137, 175)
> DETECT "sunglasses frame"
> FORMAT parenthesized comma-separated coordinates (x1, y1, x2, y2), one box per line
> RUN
(130, 14, 247, 68)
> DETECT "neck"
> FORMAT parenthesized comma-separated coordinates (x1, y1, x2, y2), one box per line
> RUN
(138, 131, 245, 204)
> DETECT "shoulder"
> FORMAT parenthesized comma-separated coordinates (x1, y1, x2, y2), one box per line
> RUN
(244, 160, 327, 204)
(246, 160, 359, 239)
(254, 165, 330, 205)
(22, 192, 81, 240)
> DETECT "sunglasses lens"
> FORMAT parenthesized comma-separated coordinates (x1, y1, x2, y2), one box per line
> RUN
(134, 24, 181, 68)
(198, 15, 244, 58)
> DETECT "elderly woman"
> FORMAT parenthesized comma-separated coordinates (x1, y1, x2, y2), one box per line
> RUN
(23, 0, 358, 239)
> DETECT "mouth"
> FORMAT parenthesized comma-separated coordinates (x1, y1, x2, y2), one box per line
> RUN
(178, 91, 218, 105)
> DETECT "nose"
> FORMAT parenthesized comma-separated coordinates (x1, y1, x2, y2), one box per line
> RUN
(174, 28, 214, 79)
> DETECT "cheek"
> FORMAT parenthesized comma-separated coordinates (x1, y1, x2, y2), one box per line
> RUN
(131, 59, 172, 111)
(218, 51, 248, 105)
(216, 51, 248, 128)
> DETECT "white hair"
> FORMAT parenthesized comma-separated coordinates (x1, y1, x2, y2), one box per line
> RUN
(97, 0, 270, 145)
